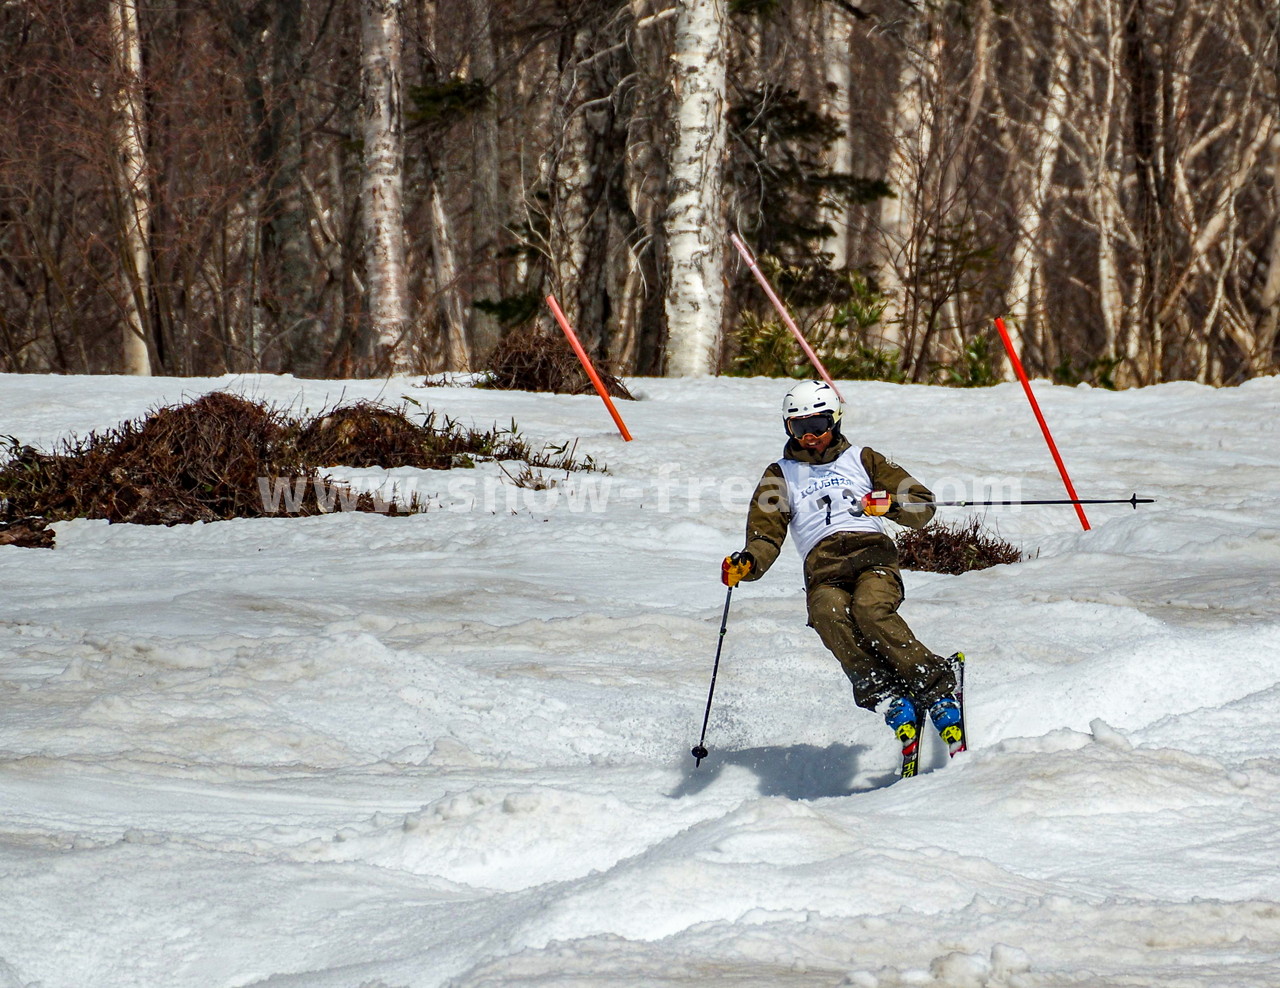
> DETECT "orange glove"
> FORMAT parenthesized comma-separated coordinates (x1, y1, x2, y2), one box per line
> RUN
(861, 490, 894, 517)
(721, 550, 755, 587)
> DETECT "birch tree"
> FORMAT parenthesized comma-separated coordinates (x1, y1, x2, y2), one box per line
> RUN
(464, 0, 503, 361)
(216, 0, 319, 375)
(821, 4, 857, 270)
(617, 0, 673, 376)
(874, 9, 936, 358)
(1254, 133, 1280, 378)
(427, 178, 471, 371)
(359, 0, 413, 373)
(108, 0, 152, 375)
(543, 11, 609, 346)
(872, 4, 999, 380)
(999, 2, 1070, 378)
(263, 0, 317, 376)
(410, 0, 482, 372)
(663, 0, 728, 376)
(1253, 3, 1280, 378)
(4, 0, 1279, 384)
(1046, 0, 1136, 381)
(1043, 0, 1278, 384)
(1155, 2, 1276, 382)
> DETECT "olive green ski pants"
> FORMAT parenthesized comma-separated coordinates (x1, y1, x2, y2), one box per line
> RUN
(806, 566, 955, 711)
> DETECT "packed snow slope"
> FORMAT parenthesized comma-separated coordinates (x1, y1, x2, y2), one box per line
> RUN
(2, 373, 1280, 988)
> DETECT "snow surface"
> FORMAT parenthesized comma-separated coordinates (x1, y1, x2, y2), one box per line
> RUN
(2, 372, 1280, 988)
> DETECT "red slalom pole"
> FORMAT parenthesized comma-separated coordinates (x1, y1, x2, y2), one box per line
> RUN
(730, 233, 845, 403)
(545, 294, 633, 441)
(994, 317, 1090, 531)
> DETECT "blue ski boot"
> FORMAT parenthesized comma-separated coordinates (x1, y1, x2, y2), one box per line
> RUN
(929, 695, 965, 756)
(885, 697, 923, 778)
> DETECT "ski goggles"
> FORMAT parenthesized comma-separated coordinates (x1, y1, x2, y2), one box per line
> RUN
(787, 412, 835, 439)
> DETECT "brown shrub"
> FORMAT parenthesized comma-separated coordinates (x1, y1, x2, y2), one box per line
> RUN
(483, 329, 634, 399)
(0, 392, 318, 524)
(297, 402, 441, 468)
(895, 517, 1024, 574)
(0, 517, 54, 549)
(0, 392, 603, 527)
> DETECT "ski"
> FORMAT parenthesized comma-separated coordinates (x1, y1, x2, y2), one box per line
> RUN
(900, 652, 966, 779)
(941, 652, 967, 757)
(899, 704, 926, 779)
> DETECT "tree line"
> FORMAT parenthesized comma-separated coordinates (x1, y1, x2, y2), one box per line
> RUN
(2, 0, 1277, 387)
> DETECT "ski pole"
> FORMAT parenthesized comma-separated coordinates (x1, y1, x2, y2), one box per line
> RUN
(902, 493, 1155, 509)
(691, 585, 733, 767)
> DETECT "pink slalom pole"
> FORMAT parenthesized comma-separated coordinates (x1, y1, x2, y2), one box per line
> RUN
(994, 317, 1090, 531)
(730, 233, 845, 403)
(545, 294, 633, 441)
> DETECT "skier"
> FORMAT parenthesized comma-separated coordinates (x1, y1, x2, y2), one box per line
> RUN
(721, 380, 964, 770)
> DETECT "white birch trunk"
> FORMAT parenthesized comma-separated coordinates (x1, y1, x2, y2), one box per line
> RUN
(1094, 0, 1129, 365)
(359, 0, 413, 373)
(429, 178, 471, 372)
(465, 0, 503, 360)
(663, 0, 728, 377)
(1004, 10, 1068, 380)
(551, 59, 592, 331)
(942, 0, 992, 367)
(1255, 134, 1280, 375)
(108, 0, 151, 376)
(877, 28, 935, 354)
(877, 64, 918, 345)
(821, 6, 855, 269)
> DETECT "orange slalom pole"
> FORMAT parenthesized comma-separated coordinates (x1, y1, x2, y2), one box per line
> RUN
(730, 233, 845, 404)
(994, 317, 1090, 531)
(545, 294, 633, 441)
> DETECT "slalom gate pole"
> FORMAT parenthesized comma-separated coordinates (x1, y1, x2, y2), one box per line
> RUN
(545, 294, 633, 441)
(691, 585, 733, 768)
(730, 233, 845, 404)
(993, 317, 1090, 531)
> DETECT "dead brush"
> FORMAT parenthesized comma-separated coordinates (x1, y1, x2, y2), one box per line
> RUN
(0, 393, 325, 525)
(0, 392, 605, 528)
(297, 401, 446, 468)
(0, 516, 55, 548)
(481, 328, 634, 399)
(497, 462, 557, 490)
(298, 401, 606, 473)
(895, 516, 1025, 574)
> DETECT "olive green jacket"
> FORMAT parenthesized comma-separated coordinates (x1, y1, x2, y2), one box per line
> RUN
(741, 435, 935, 588)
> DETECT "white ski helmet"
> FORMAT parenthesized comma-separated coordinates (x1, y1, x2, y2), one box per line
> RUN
(782, 380, 842, 436)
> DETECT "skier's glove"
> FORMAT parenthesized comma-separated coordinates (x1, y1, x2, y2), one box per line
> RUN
(861, 490, 894, 516)
(721, 550, 755, 587)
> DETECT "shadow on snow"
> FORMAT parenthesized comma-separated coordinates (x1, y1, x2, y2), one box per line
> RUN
(667, 742, 900, 801)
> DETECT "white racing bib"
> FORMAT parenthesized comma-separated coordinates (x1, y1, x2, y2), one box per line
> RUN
(778, 446, 885, 560)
